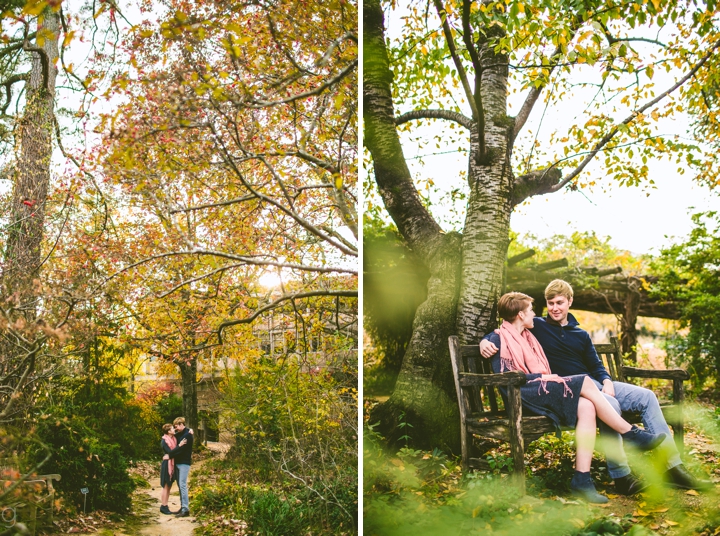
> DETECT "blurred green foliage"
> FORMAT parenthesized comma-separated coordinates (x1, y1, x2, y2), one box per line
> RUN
(652, 212, 720, 390)
(363, 217, 429, 393)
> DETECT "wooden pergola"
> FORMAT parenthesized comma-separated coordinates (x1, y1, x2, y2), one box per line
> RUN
(505, 250, 679, 363)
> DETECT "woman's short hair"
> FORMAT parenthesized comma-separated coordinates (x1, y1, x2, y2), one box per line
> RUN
(162, 423, 173, 434)
(497, 292, 533, 321)
(545, 279, 574, 300)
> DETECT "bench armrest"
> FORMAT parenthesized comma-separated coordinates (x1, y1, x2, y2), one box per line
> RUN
(458, 370, 527, 387)
(622, 366, 689, 381)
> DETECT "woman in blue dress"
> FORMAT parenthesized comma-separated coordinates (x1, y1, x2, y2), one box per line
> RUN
(485, 292, 666, 503)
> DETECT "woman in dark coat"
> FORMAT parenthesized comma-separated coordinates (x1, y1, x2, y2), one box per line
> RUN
(486, 292, 666, 503)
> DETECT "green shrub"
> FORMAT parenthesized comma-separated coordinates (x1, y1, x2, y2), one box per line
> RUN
(155, 393, 184, 426)
(240, 486, 304, 536)
(30, 412, 136, 512)
(218, 355, 357, 532)
(193, 480, 242, 511)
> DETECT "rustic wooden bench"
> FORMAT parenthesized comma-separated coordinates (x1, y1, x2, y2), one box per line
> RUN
(449, 335, 689, 492)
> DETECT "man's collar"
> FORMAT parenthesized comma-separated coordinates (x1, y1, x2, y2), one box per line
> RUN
(545, 312, 578, 327)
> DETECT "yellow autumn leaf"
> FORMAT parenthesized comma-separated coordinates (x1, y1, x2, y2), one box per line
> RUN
(685, 489, 699, 496)
(62, 30, 75, 48)
(665, 520, 679, 526)
(633, 510, 649, 517)
(24, 0, 47, 16)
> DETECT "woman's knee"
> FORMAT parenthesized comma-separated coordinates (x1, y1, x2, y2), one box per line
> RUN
(578, 397, 596, 418)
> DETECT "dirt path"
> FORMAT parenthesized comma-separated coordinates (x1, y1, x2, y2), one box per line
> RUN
(134, 442, 230, 536)
(136, 473, 196, 536)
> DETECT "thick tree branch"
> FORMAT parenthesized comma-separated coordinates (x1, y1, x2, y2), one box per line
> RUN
(513, 45, 562, 140)
(168, 194, 256, 213)
(395, 108, 474, 130)
(103, 250, 357, 287)
(511, 166, 563, 205)
(247, 60, 357, 108)
(461, 0, 486, 151)
(363, 0, 443, 259)
(0, 72, 29, 115)
(554, 39, 720, 192)
(433, 0, 480, 124)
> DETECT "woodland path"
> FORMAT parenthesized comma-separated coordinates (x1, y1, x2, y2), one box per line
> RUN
(134, 442, 231, 536)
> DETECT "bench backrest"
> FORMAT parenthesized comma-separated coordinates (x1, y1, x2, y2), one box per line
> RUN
(450, 335, 623, 417)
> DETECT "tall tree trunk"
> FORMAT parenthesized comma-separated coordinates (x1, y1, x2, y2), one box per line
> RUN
(369, 233, 462, 451)
(455, 29, 513, 345)
(178, 358, 199, 433)
(364, 0, 461, 450)
(4, 10, 59, 300)
(0, 10, 59, 421)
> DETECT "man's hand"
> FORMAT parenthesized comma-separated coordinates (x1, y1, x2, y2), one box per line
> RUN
(479, 339, 498, 358)
(163, 454, 169, 460)
(602, 379, 615, 397)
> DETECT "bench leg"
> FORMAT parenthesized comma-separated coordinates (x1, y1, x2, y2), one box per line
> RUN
(460, 420, 469, 471)
(507, 385, 526, 494)
(672, 379, 684, 455)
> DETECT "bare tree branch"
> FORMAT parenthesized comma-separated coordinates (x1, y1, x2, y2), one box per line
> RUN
(553, 39, 720, 192)
(433, 0, 479, 124)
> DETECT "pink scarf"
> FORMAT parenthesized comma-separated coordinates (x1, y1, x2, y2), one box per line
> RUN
(162, 434, 177, 481)
(496, 320, 551, 374)
(494, 321, 572, 397)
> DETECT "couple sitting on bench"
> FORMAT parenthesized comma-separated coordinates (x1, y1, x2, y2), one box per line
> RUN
(479, 279, 709, 502)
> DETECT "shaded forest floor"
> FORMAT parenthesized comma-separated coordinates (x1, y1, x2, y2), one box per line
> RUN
(364, 401, 720, 536)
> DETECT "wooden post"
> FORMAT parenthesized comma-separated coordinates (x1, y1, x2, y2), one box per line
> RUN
(506, 383, 525, 494)
(449, 336, 470, 470)
(672, 378, 684, 454)
(621, 278, 641, 364)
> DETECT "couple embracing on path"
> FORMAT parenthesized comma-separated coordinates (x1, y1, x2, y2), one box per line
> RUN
(480, 279, 711, 503)
(158, 417, 194, 517)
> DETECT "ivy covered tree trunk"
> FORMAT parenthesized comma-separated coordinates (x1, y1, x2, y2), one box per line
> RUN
(4, 10, 59, 300)
(0, 9, 59, 421)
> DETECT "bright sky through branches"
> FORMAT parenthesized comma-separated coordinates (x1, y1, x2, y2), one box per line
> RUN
(374, 2, 720, 256)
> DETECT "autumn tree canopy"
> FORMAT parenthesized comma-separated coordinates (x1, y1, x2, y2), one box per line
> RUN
(80, 0, 359, 427)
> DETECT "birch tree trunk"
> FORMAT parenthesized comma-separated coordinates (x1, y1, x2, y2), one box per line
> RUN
(455, 32, 514, 345)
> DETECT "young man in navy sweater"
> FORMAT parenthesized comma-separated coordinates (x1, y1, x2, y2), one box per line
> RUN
(480, 279, 709, 494)
(165, 416, 194, 516)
